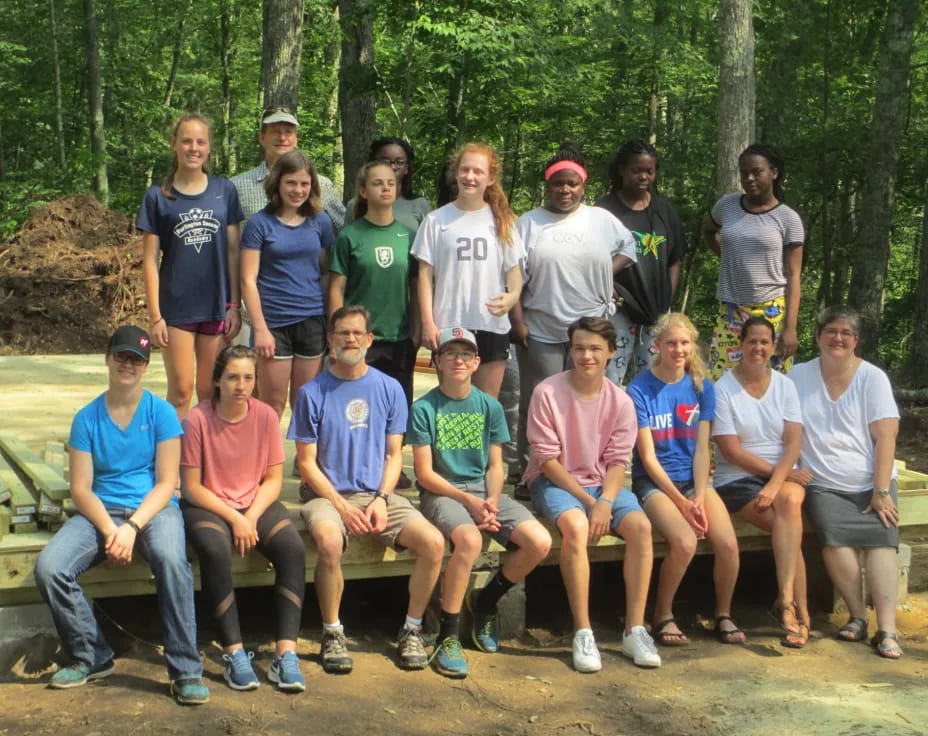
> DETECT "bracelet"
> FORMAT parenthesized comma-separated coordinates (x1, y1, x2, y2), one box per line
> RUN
(125, 519, 142, 534)
(226, 303, 241, 310)
(152, 317, 165, 325)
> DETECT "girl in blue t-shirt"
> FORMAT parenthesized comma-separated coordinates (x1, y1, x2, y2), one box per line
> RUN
(627, 312, 744, 647)
(240, 149, 334, 418)
(139, 113, 244, 420)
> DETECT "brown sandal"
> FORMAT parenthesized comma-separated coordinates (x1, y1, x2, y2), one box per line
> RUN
(714, 615, 746, 644)
(653, 617, 689, 646)
(782, 620, 809, 649)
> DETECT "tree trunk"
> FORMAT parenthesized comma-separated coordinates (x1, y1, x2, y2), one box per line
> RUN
(338, 0, 377, 201)
(325, 2, 343, 194)
(905, 182, 928, 386)
(443, 60, 469, 156)
(83, 0, 108, 205)
(847, 0, 920, 359)
(831, 184, 853, 304)
(220, 0, 237, 174)
(261, 0, 305, 109)
(715, 0, 755, 196)
(164, 0, 192, 110)
(49, 0, 66, 169)
(816, 0, 833, 311)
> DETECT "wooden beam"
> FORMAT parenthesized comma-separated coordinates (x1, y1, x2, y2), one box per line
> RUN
(0, 432, 69, 501)
(0, 453, 37, 516)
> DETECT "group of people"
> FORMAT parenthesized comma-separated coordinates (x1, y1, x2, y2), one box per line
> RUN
(32, 105, 904, 705)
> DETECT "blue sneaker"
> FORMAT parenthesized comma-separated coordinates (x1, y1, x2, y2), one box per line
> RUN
(48, 659, 115, 689)
(467, 589, 500, 653)
(222, 649, 259, 690)
(431, 636, 468, 679)
(269, 651, 305, 692)
(171, 677, 210, 705)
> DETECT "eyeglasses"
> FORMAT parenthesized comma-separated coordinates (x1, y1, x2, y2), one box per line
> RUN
(332, 329, 368, 339)
(384, 158, 407, 168)
(440, 351, 477, 362)
(822, 328, 857, 339)
(112, 352, 147, 365)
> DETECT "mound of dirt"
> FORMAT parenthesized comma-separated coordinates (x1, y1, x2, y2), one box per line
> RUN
(0, 195, 148, 353)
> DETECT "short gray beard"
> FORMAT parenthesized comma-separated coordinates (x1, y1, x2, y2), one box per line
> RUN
(334, 345, 368, 366)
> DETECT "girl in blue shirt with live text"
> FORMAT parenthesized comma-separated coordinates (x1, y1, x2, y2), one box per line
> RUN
(139, 113, 244, 420)
(627, 312, 744, 647)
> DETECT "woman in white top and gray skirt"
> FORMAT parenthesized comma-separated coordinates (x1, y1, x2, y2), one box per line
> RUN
(789, 305, 902, 659)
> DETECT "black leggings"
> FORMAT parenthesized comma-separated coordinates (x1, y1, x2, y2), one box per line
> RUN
(182, 500, 305, 646)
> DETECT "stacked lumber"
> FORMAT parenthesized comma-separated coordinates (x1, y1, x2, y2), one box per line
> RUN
(0, 433, 69, 533)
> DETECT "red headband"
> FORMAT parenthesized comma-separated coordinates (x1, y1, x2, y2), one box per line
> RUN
(544, 160, 588, 182)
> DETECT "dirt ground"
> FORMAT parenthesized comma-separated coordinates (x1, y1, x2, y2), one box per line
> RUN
(1, 355, 926, 736)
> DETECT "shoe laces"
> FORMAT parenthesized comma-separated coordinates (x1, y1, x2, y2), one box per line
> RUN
(277, 651, 300, 676)
(576, 631, 596, 656)
(223, 649, 254, 675)
(399, 627, 427, 657)
(323, 629, 348, 655)
(438, 636, 464, 659)
(477, 612, 498, 639)
(630, 628, 658, 655)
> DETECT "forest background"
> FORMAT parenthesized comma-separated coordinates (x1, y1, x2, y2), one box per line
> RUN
(1, 0, 926, 384)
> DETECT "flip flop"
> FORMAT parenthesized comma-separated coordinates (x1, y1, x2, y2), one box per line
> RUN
(770, 601, 800, 636)
(652, 617, 689, 646)
(714, 615, 746, 644)
(870, 630, 903, 659)
(836, 616, 868, 642)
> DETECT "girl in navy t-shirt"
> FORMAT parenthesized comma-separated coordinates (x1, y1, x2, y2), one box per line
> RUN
(240, 150, 334, 418)
(627, 312, 744, 647)
(138, 113, 244, 420)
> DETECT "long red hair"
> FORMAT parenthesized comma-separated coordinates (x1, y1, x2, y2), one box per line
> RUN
(449, 142, 516, 245)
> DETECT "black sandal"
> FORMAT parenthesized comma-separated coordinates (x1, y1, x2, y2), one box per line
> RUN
(870, 630, 903, 659)
(652, 617, 689, 646)
(836, 616, 868, 642)
(714, 615, 746, 644)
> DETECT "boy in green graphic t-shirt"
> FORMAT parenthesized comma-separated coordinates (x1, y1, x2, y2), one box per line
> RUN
(407, 327, 552, 678)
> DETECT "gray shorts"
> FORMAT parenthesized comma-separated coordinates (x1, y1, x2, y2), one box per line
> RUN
(300, 490, 423, 550)
(419, 480, 535, 548)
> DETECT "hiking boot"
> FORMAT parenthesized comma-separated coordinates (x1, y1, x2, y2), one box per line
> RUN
(321, 626, 353, 674)
(431, 636, 468, 679)
(269, 650, 305, 691)
(622, 625, 662, 668)
(222, 649, 259, 690)
(48, 659, 115, 689)
(466, 589, 500, 653)
(397, 625, 429, 670)
(572, 629, 602, 673)
(171, 677, 210, 705)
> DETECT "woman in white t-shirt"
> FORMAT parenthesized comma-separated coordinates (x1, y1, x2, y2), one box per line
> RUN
(712, 316, 811, 648)
(701, 143, 804, 380)
(790, 305, 902, 659)
(413, 142, 524, 398)
(508, 143, 636, 489)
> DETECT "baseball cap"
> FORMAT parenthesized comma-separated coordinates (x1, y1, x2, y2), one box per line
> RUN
(437, 327, 478, 352)
(108, 325, 152, 362)
(261, 105, 299, 127)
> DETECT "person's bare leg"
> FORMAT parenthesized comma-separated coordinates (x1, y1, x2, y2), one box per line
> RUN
(193, 332, 224, 403)
(441, 525, 483, 614)
(258, 357, 293, 418)
(161, 327, 196, 419)
(703, 489, 742, 638)
(502, 521, 552, 582)
(395, 517, 445, 619)
(555, 508, 592, 631)
(643, 494, 697, 639)
(290, 356, 323, 410)
(822, 545, 866, 619)
(615, 511, 652, 631)
(473, 359, 506, 399)
(312, 521, 345, 624)
(864, 546, 899, 637)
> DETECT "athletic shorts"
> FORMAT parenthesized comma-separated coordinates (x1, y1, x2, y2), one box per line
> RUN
(367, 338, 417, 407)
(716, 474, 766, 513)
(631, 476, 696, 505)
(474, 329, 511, 362)
(299, 488, 423, 550)
(173, 320, 225, 335)
(418, 480, 535, 548)
(269, 315, 326, 359)
(529, 476, 643, 534)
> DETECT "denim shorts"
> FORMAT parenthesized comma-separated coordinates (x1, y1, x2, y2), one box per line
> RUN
(715, 474, 766, 513)
(631, 475, 696, 505)
(529, 476, 642, 533)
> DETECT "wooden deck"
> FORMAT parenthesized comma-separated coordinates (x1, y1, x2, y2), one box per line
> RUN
(3, 462, 927, 607)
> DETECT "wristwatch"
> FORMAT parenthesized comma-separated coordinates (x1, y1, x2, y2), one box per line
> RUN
(371, 491, 390, 503)
(877, 488, 891, 498)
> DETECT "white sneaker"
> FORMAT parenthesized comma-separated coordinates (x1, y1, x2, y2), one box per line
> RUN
(622, 625, 662, 668)
(572, 629, 602, 673)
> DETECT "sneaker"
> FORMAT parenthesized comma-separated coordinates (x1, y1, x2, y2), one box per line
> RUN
(222, 649, 259, 690)
(572, 629, 602, 673)
(269, 650, 306, 691)
(321, 626, 353, 674)
(466, 589, 499, 653)
(431, 636, 468, 679)
(622, 625, 662, 668)
(171, 677, 210, 705)
(513, 483, 531, 501)
(48, 659, 115, 689)
(397, 625, 429, 670)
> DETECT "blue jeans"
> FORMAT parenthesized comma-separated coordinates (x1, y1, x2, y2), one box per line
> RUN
(34, 505, 202, 681)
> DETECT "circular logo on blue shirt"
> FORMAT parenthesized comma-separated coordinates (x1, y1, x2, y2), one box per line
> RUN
(345, 398, 370, 427)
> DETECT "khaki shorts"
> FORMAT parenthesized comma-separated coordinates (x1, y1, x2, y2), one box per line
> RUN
(300, 491, 423, 549)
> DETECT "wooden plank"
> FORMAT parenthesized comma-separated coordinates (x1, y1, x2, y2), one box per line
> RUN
(13, 522, 38, 534)
(0, 454, 37, 515)
(0, 507, 9, 540)
(0, 474, 10, 505)
(43, 441, 67, 473)
(0, 432, 70, 501)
